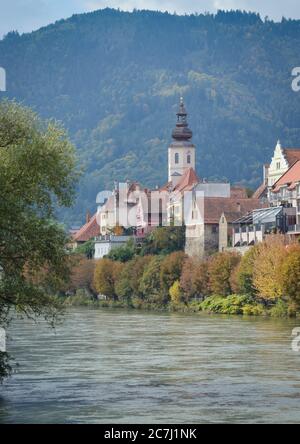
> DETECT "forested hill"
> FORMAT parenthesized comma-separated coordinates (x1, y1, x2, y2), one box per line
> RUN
(1, 8, 300, 225)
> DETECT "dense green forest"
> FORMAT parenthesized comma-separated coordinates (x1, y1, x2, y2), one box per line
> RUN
(1, 8, 300, 226)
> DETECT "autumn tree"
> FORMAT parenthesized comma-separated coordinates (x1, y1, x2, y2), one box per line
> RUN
(115, 255, 153, 303)
(281, 245, 300, 310)
(180, 257, 210, 302)
(169, 280, 182, 305)
(93, 258, 123, 300)
(68, 255, 97, 295)
(160, 251, 186, 301)
(139, 256, 163, 303)
(208, 252, 241, 296)
(253, 236, 287, 301)
(230, 245, 259, 295)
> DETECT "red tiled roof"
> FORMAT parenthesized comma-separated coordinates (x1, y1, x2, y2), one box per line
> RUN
(202, 197, 267, 224)
(230, 187, 248, 199)
(273, 160, 300, 192)
(73, 214, 99, 242)
(174, 167, 200, 192)
(283, 149, 300, 166)
(252, 183, 267, 199)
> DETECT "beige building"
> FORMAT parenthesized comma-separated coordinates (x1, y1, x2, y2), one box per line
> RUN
(185, 196, 265, 258)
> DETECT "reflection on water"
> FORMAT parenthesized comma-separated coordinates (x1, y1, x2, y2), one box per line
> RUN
(0, 308, 300, 423)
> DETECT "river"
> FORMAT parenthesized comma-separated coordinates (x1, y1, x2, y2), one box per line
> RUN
(0, 308, 300, 423)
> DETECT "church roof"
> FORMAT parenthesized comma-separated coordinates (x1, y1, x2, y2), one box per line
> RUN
(73, 213, 99, 242)
(171, 97, 193, 141)
(174, 167, 200, 192)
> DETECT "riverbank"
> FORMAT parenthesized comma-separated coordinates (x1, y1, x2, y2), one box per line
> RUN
(62, 292, 296, 318)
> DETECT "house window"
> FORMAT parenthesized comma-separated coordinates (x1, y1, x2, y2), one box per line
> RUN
(276, 162, 281, 170)
(175, 153, 179, 164)
(187, 154, 191, 164)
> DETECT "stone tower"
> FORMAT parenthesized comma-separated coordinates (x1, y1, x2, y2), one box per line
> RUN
(168, 97, 196, 186)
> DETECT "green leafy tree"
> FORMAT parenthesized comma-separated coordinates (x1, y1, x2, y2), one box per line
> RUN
(106, 239, 136, 262)
(139, 256, 163, 303)
(115, 255, 152, 303)
(74, 239, 95, 259)
(0, 100, 78, 380)
(141, 227, 185, 256)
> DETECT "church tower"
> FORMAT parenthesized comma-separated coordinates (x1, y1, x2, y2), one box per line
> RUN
(168, 97, 196, 186)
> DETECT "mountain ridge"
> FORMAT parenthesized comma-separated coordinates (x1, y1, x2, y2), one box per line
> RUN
(1, 8, 300, 225)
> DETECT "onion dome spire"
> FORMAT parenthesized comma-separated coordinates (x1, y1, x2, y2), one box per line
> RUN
(172, 97, 193, 141)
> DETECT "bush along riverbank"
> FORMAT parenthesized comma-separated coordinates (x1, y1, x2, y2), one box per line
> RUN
(62, 290, 291, 318)
(63, 231, 300, 318)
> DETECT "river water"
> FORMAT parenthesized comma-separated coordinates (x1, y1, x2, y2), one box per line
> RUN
(0, 308, 300, 424)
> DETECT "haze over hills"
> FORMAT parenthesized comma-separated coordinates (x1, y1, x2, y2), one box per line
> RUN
(1, 8, 300, 225)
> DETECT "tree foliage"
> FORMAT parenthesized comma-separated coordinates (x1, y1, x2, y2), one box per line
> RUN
(0, 101, 78, 319)
(0, 100, 78, 380)
(141, 226, 185, 256)
(252, 237, 286, 301)
(208, 252, 241, 296)
(281, 245, 300, 309)
(180, 257, 210, 301)
(93, 258, 123, 300)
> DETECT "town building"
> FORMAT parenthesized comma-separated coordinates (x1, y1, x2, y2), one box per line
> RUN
(72, 212, 100, 249)
(73, 98, 272, 259)
(165, 99, 267, 257)
(254, 140, 300, 200)
(94, 235, 133, 259)
(268, 159, 300, 238)
(232, 206, 296, 252)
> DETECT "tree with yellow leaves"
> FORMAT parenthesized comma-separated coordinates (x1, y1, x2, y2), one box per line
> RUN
(169, 280, 182, 305)
(253, 236, 287, 301)
(94, 258, 123, 300)
(281, 245, 300, 311)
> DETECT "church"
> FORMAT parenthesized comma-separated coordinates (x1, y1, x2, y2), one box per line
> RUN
(163, 98, 264, 257)
(73, 98, 268, 258)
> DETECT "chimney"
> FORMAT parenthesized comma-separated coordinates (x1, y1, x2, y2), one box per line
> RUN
(86, 210, 91, 224)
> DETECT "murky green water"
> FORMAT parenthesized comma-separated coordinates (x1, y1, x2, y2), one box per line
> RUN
(0, 308, 300, 423)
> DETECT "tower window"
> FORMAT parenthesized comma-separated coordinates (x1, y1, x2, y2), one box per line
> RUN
(175, 153, 179, 164)
(187, 154, 191, 164)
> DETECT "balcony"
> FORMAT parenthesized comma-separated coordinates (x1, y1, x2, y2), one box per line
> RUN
(287, 225, 300, 234)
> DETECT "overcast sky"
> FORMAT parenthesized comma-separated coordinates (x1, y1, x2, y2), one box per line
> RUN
(0, 0, 299, 38)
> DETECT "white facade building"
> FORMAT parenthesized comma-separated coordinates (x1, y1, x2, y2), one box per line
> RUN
(94, 235, 132, 259)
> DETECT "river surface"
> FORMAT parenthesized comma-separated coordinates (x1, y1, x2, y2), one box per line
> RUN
(0, 308, 300, 424)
